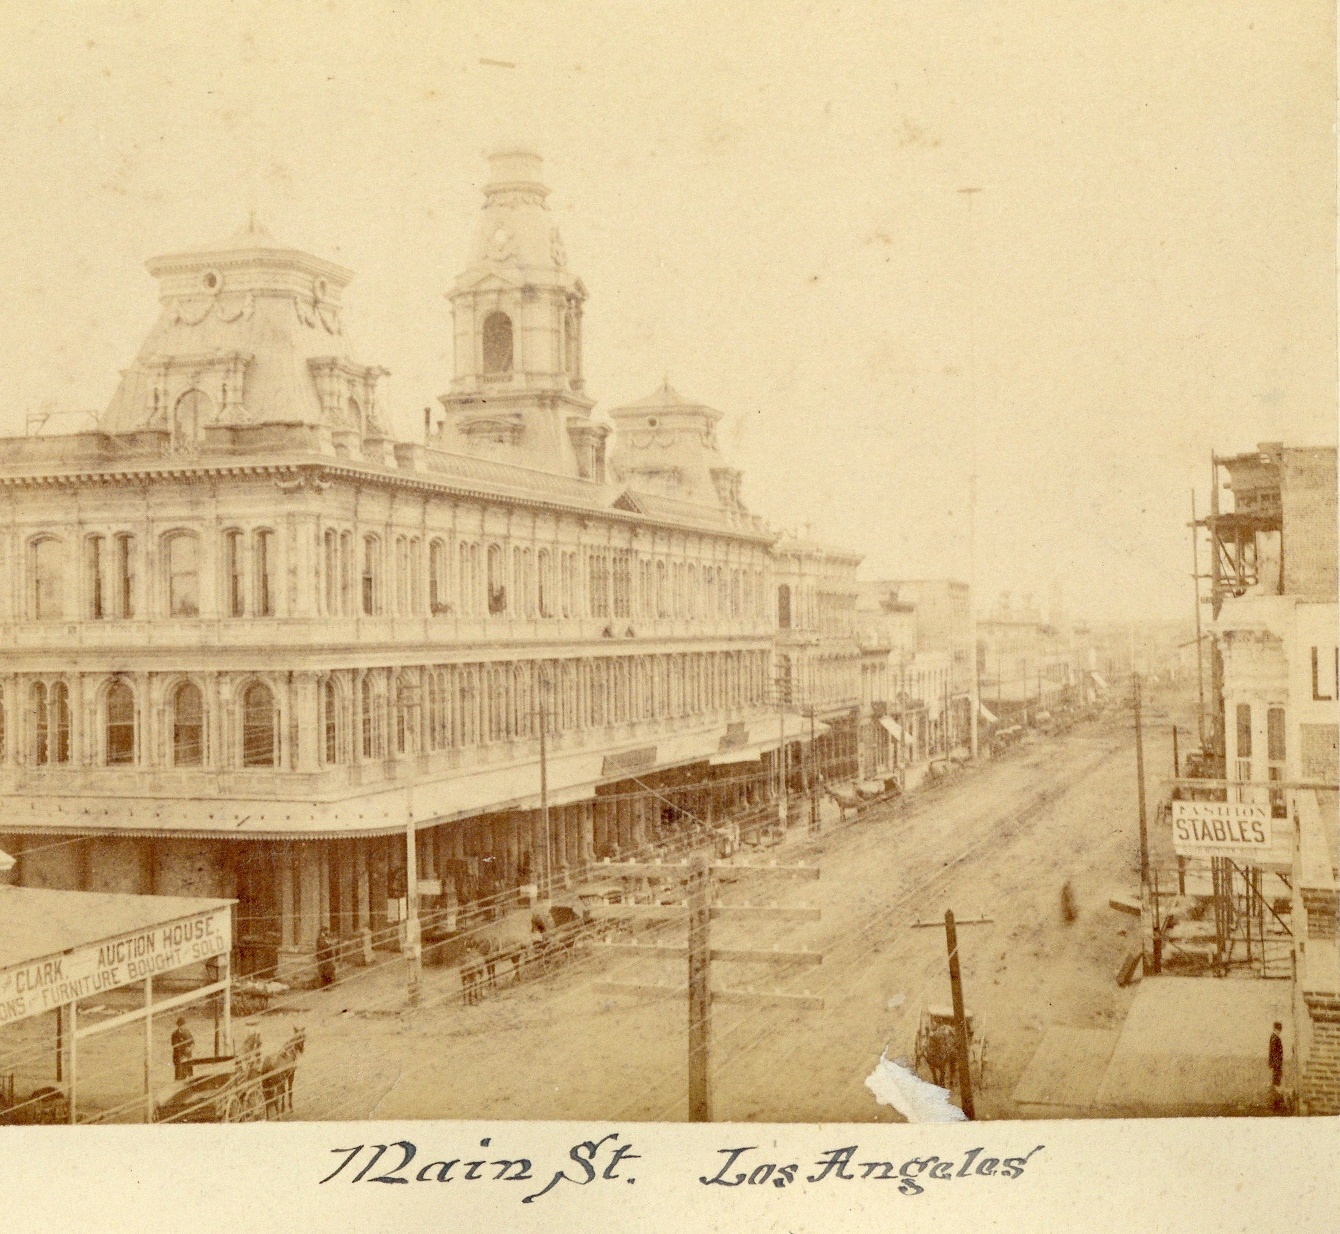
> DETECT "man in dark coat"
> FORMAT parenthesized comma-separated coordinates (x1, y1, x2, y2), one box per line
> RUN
(170, 1016, 194, 1081)
(1269, 1021, 1284, 1094)
(316, 927, 337, 988)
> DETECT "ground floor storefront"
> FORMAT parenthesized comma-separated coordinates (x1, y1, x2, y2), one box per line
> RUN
(0, 750, 797, 986)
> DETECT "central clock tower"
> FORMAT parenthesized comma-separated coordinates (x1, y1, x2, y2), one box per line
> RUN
(437, 149, 607, 480)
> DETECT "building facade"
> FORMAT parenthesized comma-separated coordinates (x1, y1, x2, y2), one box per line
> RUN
(0, 150, 783, 980)
(771, 533, 865, 781)
(1206, 444, 1338, 1112)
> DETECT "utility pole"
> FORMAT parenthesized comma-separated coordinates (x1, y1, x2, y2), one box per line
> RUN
(538, 666, 552, 901)
(1190, 489, 1206, 747)
(594, 857, 823, 1122)
(687, 852, 712, 1121)
(405, 774, 421, 1008)
(960, 186, 982, 762)
(1133, 674, 1148, 890)
(944, 910, 975, 1120)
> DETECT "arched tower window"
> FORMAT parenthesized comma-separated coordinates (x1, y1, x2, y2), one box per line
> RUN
(173, 389, 213, 448)
(105, 680, 135, 765)
(241, 682, 277, 768)
(482, 311, 514, 375)
(173, 682, 204, 766)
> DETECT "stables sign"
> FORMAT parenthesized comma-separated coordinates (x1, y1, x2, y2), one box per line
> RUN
(0, 905, 230, 1026)
(1171, 801, 1272, 860)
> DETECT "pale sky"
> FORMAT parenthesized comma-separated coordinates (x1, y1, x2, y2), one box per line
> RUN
(0, 1, 1332, 621)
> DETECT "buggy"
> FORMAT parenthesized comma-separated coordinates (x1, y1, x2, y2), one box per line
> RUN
(913, 1003, 987, 1090)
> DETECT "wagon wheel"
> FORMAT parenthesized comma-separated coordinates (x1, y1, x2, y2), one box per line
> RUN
(242, 1078, 268, 1122)
(221, 1091, 246, 1123)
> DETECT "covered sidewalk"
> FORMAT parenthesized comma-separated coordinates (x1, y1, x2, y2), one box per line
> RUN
(1, 884, 233, 1123)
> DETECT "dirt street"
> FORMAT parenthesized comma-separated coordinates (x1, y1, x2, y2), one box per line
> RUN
(282, 690, 1180, 1124)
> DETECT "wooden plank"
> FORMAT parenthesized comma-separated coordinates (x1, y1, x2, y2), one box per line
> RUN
(911, 916, 994, 928)
(594, 981, 824, 1010)
(587, 903, 687, 919)
(712, 864, 822, 880)
(711, 947, 822, 966)
(713, 988, 824, 1010)
(585, 941, 688, 958)
(595, 981, 682, 999)
(711, 905, 821, 922)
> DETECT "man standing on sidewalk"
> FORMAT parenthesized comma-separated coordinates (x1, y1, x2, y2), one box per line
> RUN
(1269, 1021, 1285, 1109)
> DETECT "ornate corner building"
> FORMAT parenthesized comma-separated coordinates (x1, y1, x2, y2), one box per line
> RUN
(0, 151, 801, 980)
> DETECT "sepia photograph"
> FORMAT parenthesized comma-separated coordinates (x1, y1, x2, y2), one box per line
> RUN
(0, 0, 1335, 1159)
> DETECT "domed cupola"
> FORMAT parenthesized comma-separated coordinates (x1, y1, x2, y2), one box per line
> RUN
(100, 215, 391, 460)
(608, 381, 746, 513)
(437, 150, 606, 479)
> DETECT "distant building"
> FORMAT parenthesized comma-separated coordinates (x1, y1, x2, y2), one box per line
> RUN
(771, 533, 865, 781)
(976, 592, 1074, 722)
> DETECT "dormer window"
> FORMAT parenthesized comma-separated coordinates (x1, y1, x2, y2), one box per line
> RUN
(482, 311, 514, 376)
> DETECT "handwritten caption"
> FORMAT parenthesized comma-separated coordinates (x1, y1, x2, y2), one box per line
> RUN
(319, 1135, 1045, 1203)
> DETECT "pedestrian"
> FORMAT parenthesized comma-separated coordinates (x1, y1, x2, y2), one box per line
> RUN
(170, 1016, 194, 1081)
(316, 926, 337, 988)
(1269, 1021, 1284, 1099)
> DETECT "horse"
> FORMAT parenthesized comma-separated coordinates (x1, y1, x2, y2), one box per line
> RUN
(926, 1024, 959, 1090)
(261, 1025, 306, 1118)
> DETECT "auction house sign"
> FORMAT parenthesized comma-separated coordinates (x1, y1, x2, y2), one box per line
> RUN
(1171, 801, 1272, 860)
(0, 905, 230, 1026)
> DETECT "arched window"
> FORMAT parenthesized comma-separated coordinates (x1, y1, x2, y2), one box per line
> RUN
(429, 539, 447, 613)
(361, 676, 374, 759)
(396, 672, 418, 755)
(323, 529, 338, 615)
(173, 388, 213, 448)
(347, 396, 363, 431)
(50, 682, 70, 764)
(31, 682, 47, 764)
(253, 529, 276, 616)
(396, 536, 410, 616)
(487, 544, 506, 615)
(165, 533, 199, 617)
(482, 311, 514, 375)
(323, 678, 339, 764)
(241, 682, 277, 768)
(361, 535, 379, 616)
(537, 549, 552, 618)
(777, 583, 792, 629)
(173, 682, 204, 767)
(105, 680, 135, 765)
(30, 536, 64, 621)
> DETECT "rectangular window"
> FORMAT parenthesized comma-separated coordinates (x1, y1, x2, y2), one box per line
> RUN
(589, 553, 610, 618)
(167, 535, 199, 617)
(87, 536, 104, 619)
(225, 531, 245, 617)
(1236, 703, 1253, 759)
(116, 535, 136, 619)
(1267, 705, 1287, 818)
(254, 530, 275, 617)
(612, 550, 631, 619)
(362, 538, 378, 616)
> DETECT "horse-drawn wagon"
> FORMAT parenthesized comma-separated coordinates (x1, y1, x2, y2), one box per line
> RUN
(913, 1003, 987, 1091)
(153, 1026, 305, 1123)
